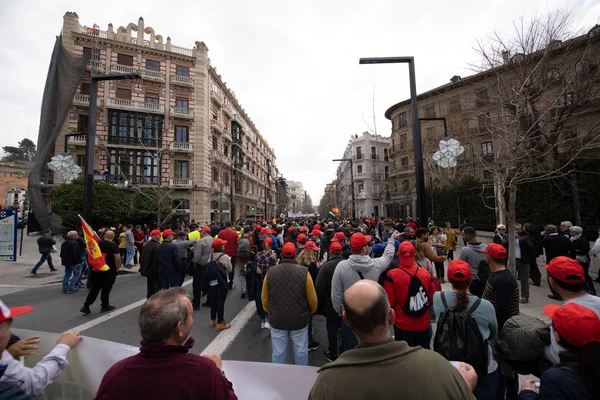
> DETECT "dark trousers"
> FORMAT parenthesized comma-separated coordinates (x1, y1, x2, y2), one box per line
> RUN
(341, 319, 358, 351)
(447, 250, 454, 260)
(254, 277, 267, 320)
(471, 279, 485, 298)
(84, 272, 114, 307)
(32, 253, 54, 272)
(582, 262, 597, 295)
(209, 285, 228, 322)
(192, 265, 205, 308)
(434, 262, 445, 280)
(393, 325, 432, 349)
(228, 256, 237, 289)
(119, 248, 126, 262)
(159, 270, 181, 289)
(146, 275, 160, 299)
(474, 368, 499, 400)
(529, 259, 541, 284)
(497, 371, 519, 400)
(134, 243, 143, 264)
(326, 312, 341, 354)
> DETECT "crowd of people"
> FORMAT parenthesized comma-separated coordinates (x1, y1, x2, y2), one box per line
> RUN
(3, 217, 599, 399)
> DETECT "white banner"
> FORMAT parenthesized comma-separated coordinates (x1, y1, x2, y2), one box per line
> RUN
(11, 329, 319, 400)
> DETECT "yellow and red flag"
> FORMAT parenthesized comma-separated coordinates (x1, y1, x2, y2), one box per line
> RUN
(78, 215, 109, 272)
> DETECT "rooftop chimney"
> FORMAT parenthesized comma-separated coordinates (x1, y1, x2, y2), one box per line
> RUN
(450, 75, 462, 84)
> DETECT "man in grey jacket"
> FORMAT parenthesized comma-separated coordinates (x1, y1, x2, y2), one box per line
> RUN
(331, 230, 401, 350)
(192, 226, 214, 310)
(459, 227, 488, 297)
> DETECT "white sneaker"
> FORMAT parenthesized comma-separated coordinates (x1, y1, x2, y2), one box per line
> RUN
(263, 321, 271, 330)
(260, 321, 266, 329)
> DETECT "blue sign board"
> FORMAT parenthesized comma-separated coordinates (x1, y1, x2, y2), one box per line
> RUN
(0, 209, 18, 261)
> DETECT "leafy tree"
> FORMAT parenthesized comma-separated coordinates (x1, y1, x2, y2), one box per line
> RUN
(1, 138, 36, 162)
(51, 178, 129, 228)
(275, 173, 289, 215)
(129, 187, 174, 227)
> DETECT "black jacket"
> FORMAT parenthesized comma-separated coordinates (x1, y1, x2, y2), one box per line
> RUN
(518, 362, 593, 400)
(37, 234, 56, 254)
(60, 239, 84, 266)
(155, 240, 182, 273)
(571, 236, 590, 265)
(315, 255, 343, 317)
(139, 239, 161, 277)
(537, 234, 575, 264)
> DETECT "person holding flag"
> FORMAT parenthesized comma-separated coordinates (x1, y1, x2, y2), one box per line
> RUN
(78, 215, 110, 273)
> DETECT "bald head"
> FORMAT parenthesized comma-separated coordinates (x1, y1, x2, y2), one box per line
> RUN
(342, 280, 392, 339)
(103, 230, 115, 240)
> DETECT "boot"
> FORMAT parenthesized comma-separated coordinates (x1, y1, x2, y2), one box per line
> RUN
(216, 321, 231, 330)
(80, 305, 91, 315)
(209, 320, 217, 328)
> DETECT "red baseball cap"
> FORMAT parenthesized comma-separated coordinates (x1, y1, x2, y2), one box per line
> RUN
(162, 229, 175, 237)
(255, 225, 262, 231)
(312, 224, 321, 231)
(201, 226, 211, 232)
(483, 243, 507, 259)
(332, 232, 346, 242)
(211, 238, 227, 249)
(448, 260, 472, 281)
(150, 229, 161, 237)
(281, 242, 296, 258)
(398, 241, 415, 267)
(545, 256, 585, 284)
(287, 227, 295, 233)
(263, 237, 273, 246)
(309, 230, 321, 237)
(299, 227, 308, 233)
(297, 234, 308, 244)
(0, 300, 34, 325)
(349, 233, 373, 251)
(543, 302, 600, 348)
(330, 242, 343, 254)
(304, 241, 320, 251)
(260, 228, 271, 235)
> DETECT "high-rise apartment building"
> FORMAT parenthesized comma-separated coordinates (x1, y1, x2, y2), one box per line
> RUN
(286, 181, 305, 213)
(56, 12, 276, 224)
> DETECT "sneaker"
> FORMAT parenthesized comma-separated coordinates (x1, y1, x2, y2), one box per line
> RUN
(229, 285, 236, 291)
(50, 269, 58, 272)
(100, 305, 116, 312)
(548, 294, 561, 300)
(80, 305, 91, 315)
(125, 265, 133, 269)
(210, 320, 217, 328)
(217, 322, 232, 331)
(30, 271, 36, 276)
(520, 297, 529, 304)
(193, 306, 201, 311)
(308, 341, 321, 351)
(63, 290, 74, 294)
(241, 289, 247, 299)
(260, 321, 266, 329)
(322, 350, 338, 362)
(263, 321, 271, 330)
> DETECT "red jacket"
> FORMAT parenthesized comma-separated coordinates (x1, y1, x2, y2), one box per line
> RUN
(96, 338, 237, 400)
(218, 228, 240, 257)
(384, 264, 435, 331)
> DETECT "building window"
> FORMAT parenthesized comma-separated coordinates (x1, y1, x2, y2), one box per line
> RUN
(450, 99, 461, 113)
(145, 94, 159, 104)
(357, 165, 363, 174)
(356, 147, 362, 159)
(117, 53, 133, 66)
(384, 148, 389, 161)
(212, 167, 219, 182)
(399, 133, 407, 149)
(212, 135, 218, 151)
(176, 98, 189, 109)
(108, 110, 163, 147)
(175, 160, 189, 179)
(481, 141, 493, 157)
(80, 82, 90, 95)
(398, 112, 407, 128)
(77, 155, 86, 168)
(223, 172, 229, 186)
(357, 182, 364, 193)
(478, 113, 490, 131)
(475, 89, 489, 104)
(384, 166, 390, 179)
(546, 68, 560, 81)
(575, 59, 590, 74)
(223, 145, 229, 157)
(175, 126, 188, 142)
(108, 149, 159, 185)
(371, 146, 377, 159)
(402, 180, 410, 192)
(83, 47, 92, 59)
(176, 65, 190, 77)
(115, 88, 131, 100)
(425, 104, 435, 118)
(78, 114, 88, 134)
(146, 59, 160, 71)
(401, 157, 409, 168)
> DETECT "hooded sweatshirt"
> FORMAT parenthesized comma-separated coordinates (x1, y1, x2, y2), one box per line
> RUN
(331, 239, 396, 314)
(459, 242, 488, 277)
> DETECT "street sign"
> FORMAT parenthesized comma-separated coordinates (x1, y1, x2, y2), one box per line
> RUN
(0, 209, 18, 261)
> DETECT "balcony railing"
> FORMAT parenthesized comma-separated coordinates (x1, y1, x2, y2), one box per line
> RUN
(107, 135, 161, 147)
(107, 97, 165, 114)
(211, 119, 225, 134)
(86, 61, 105, 73)
(140, 67, 165, 82)
(212, 151, 232, 165)
(106, 175, 160, 186)
(169, 141, 193, 152)
(169, 178, 193, 189)
(72, 94, 102, 107)
(170, 107, 194, 119)
(211, 89, 222, 106)
(110, 64, 138, 74)
(170, 74, 194, 87)
(211, 181, 231, 194)
(67, 134, 99, 146)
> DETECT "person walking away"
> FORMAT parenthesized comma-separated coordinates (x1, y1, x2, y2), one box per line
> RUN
(516, 224, 535, 304)
(192, 226, 214, 310)
(459, 227, 488, 297)
(309, 280, 477, 400)
(297, 240, 322, 352)
(124, 225, 135, 268)
(236, 227, 254, 299)
(173, 231, 195, 285)
(80, 230, 120, 314)
(155, 229, 182, 289)
(118, 226, 127, 263)
(253, 237, 276, 329)
(60, 231, 84, 294)
(133, 225, 145, 265)
(537, 224, 576, 300)
(207, 238, 233, 330)
(481, 243, 520, 400)
(519, 302, 600, 400)
(570, 225, 595, 295)
(217, 221, 239, 290)
(262, 242, 317, 365)
(139, 230, 161, 299)
(433, 260, 499, 399)
(30, 230, 57, 275)
(523, 223, 542, 286)
(444, 222, 457, 260)
(315, 242, 345, 361)
(428, 226, 447, 283)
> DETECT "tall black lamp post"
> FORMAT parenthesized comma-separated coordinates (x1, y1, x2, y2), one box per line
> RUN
(332, 158, 356, 220)
(359, 56, 426, 226)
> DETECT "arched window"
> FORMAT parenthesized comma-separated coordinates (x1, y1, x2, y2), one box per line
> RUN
(546, 68, 560, 81)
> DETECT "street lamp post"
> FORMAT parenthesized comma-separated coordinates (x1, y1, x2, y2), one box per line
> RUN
(332, 158, 356, 220)
(359, 56, 426, 226)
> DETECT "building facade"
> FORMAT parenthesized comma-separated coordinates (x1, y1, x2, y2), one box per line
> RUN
(286, 181, 304, 213)
(56, 13, 277, 224)
(335, 132, 392, 218)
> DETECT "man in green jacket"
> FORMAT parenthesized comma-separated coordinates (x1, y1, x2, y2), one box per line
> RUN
(309, 280, 477, 400)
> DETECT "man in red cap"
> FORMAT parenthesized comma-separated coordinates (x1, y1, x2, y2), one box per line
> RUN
(217, 221, 240, 291)
(296, 234, 308, 256)
(0, 300, 82, 397)
(155, 229, 183, 289)
(261, 242, 317, 365)
(192, 226, 215, 310)
(139, 229, 162, 298)
(542, 256, 600, 365)
(332, 230, 401, 350)
(384, 241, 436, 348)
(309, 229, 323, 262)
(207, 238, 233, 330)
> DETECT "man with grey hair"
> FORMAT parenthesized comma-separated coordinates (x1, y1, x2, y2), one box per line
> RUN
(96, 288, 237, 400)
(60, 231, 84, 294)
(559, 220, 573, 239)
(538, 224, 576, 300)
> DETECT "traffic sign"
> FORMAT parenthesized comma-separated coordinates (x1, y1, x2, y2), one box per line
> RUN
(0, 209, 18, 261)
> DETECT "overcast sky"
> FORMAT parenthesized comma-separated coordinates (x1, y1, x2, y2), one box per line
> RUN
(0, 0, 598, 204)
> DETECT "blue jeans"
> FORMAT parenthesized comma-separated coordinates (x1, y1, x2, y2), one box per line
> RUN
(474, 368, 499, 400)
(126, 244, 135, 266)
(270, 325, 308, 365)
(32, 253, 54, 272)
(341, 319, 358, 351)
(159, 270, 181, 289)
(76, 255, 88, 286)
(62, 265, 82, 292)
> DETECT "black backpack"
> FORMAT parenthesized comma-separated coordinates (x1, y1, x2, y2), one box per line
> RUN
(237, 237, 251, 259)
(477, 258, 491, 282)
(401, 267, 429, 316)
(433, 292, 488, 378)
(204, 254, 227, 288)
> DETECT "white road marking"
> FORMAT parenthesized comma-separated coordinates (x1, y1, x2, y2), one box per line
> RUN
(70, 278, 193, 332)
(201, 301, 256, 356)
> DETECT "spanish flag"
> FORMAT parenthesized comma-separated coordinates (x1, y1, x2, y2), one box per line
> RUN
(78, 215, 109, 272)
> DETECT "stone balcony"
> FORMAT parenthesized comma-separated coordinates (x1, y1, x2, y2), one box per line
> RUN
(212, 151, 231, 166)
(211, 119, 225, 134)
(169, 141, 193, 153)
(110, 63, 138, 74)
(67, 134, 99, 146)
(211, 181, 231, 194)
(107, 97, 165, 114)
(210, 89, 222, 106)
(170, 74, 194, 87)
(170, 107, 194, 119)
(140, 67, 165, 82)
(169, 178, 193, 189)
(72, 94, 103, 107)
